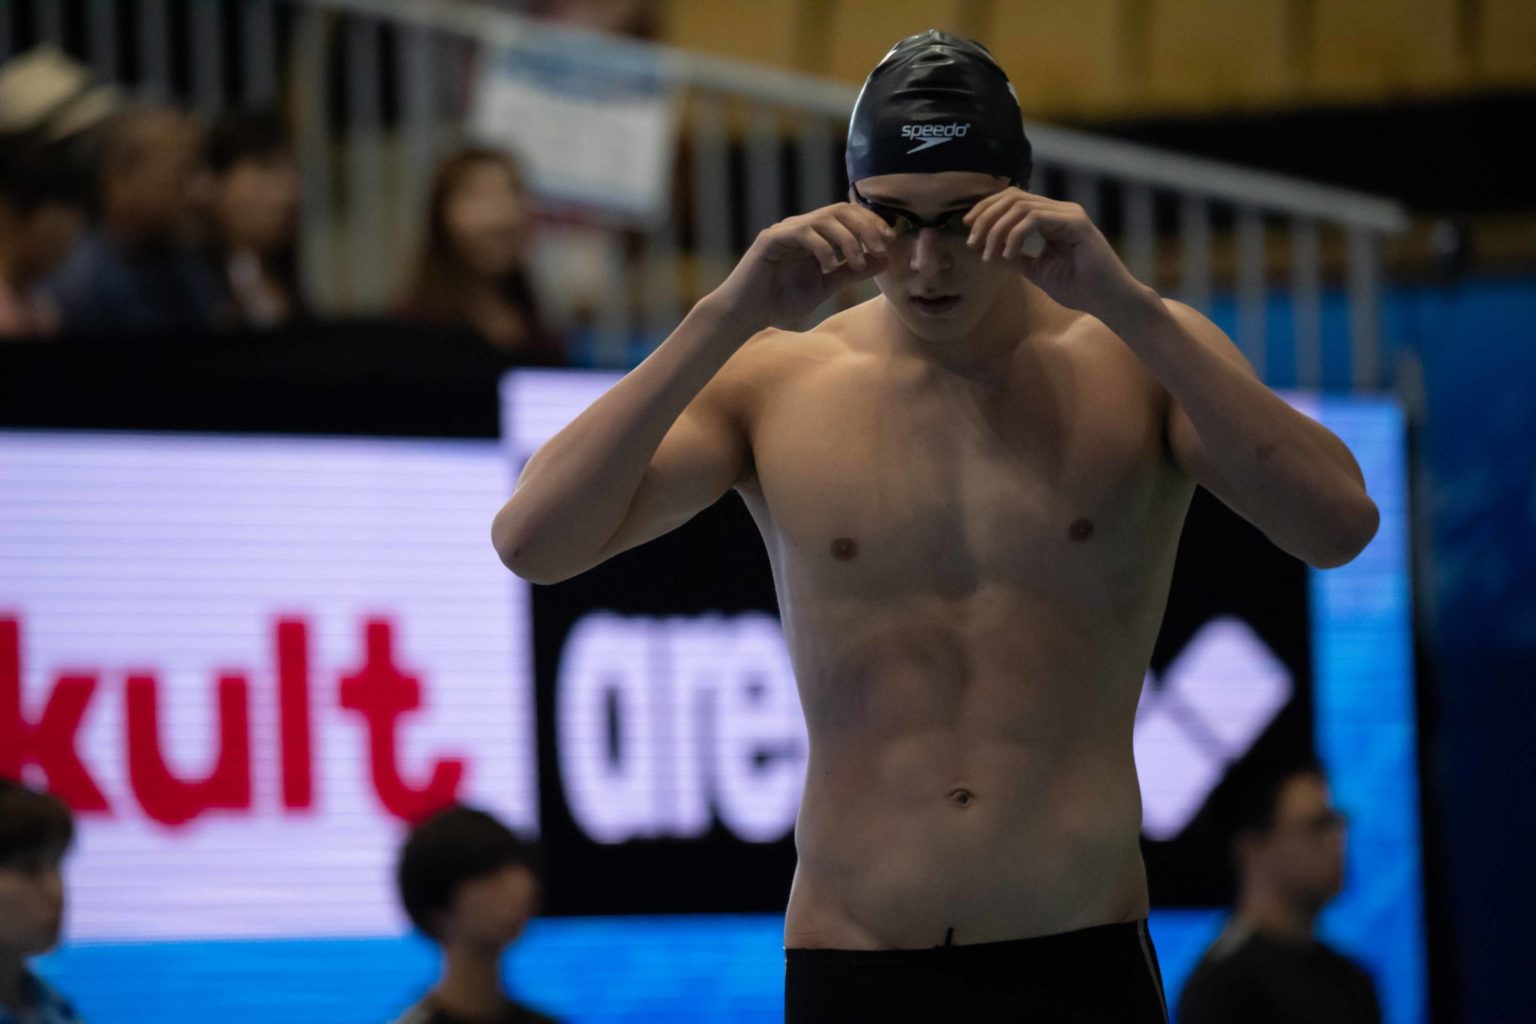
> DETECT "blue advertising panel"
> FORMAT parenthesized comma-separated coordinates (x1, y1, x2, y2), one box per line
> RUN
(10, 373, 1421, 1023)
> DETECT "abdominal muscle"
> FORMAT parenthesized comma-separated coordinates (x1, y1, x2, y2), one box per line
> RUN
(779, 589, 1155, 950)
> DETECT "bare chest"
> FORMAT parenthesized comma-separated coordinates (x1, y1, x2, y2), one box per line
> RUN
(744, 355, 1181, 600)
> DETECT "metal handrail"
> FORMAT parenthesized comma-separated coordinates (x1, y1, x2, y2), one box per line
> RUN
(0, 0, 1412, 389)
(310, 0, 1409, 234)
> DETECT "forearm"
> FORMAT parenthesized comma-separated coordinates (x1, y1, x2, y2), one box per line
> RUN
(492, 293, 754, 579)
(1104, 286, 1378, 565)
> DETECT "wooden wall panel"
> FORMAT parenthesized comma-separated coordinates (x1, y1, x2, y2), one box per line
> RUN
(1309, 0, 1465, 101)
(659, 0, 812, 71)
(823, 0, 974, 84)
(1477, 0, 1536, 87)
(1145, 0, 1296, 112)
(982, 0, 1139, 118)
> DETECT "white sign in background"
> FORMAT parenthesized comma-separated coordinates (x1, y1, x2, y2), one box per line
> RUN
(0, 433, 535, 941)
(470, 35, 678, 224)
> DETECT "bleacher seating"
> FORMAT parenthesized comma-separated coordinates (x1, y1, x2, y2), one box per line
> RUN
(659, 0, 1530, 117)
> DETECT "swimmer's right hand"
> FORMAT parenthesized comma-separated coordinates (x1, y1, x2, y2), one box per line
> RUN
(710, 203, 894, 331)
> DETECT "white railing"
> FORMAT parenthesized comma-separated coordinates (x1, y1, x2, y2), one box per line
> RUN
(2, 0, 1410, 389)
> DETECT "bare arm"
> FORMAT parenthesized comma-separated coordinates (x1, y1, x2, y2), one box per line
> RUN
(492, 202, 892, 584)
(962, 188, 1378, 568)
(1114, 291, 1379, 568)
(492, 297, 756, 584)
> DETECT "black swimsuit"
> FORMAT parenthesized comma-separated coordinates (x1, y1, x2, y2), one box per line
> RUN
(785, 918, 1169, 1023)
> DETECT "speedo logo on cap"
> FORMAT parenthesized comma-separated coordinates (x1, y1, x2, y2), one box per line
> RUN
(901, 122, 970, 154)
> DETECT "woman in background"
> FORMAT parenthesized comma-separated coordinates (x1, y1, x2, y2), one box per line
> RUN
(205, 108, 305, 328)
(398, 146, 559, 363)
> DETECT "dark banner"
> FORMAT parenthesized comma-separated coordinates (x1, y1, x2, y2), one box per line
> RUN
(530, 485, 1310, 916)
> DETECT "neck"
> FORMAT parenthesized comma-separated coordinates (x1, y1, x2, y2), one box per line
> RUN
(0, 949, 26, 1009)
(1236, 881, 1323, 942)
(464, 272, 517, 306)
(103, 212, 168, 253)
(433, 940, 507, 1020)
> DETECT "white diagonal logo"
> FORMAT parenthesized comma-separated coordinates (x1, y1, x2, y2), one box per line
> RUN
(907, 136, 955, 154)
(1133, 617, 1293, 840)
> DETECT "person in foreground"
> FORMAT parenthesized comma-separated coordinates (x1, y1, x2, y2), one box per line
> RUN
(0, 779, 82, 1024)
(1179, 758, 1382, 1024)
(492, 30, 1379, 1023)
(393, 806, 559, 1024)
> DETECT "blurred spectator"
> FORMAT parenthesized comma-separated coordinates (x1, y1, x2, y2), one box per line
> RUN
(0, 47, 120, 339)
(398, 146, 561, 363)
(1178, 758, 1381, 1024)
(0, 779, 82, 1024)
(394, 805, 559, 1024)
(0, 47, 119, 142)
(43, 105, 220, 336)
(0, 135, 78, 337)
(205, 108, 306, 328)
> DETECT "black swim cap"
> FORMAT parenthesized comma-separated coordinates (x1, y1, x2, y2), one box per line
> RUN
(846, 30, 1031, 186)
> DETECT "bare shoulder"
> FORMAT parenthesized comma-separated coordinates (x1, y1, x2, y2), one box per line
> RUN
(1052, 305, 1158, 381)
(1055, 296, 1252, 421)
(709, 305, 865, 415)
(1043, 305, 1173, 434)
(1157, 296, 1254, 370)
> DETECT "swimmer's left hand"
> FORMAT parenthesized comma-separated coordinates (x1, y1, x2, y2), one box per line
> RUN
(963, 188, 1144, 317)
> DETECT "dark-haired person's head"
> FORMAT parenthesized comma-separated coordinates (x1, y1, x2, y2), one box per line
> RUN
(397, 806, 542, 951)
(206, 108, 300, 258)
(1230, 758, 1348, 912)
(97, 105, 210, 249)
(0, 778, 75, 958)
(424, 147, 532, 286)
(0, 131, 89, 286)
(400, 146, 557, 359)
(845, 31, 1035, 346)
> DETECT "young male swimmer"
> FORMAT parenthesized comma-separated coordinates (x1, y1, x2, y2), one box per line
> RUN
(493, 31, 1378, 1022)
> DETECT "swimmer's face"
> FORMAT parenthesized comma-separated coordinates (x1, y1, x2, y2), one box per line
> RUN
(851, 171, 1014, 342)
(1241, 773, 1348, 907)
(433, 863, 539, 951)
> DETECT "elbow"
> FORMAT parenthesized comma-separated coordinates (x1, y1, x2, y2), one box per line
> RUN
(1305, 492, 1380, 569)
(491, 509, 530, 577)
(491, 506, 573, 585)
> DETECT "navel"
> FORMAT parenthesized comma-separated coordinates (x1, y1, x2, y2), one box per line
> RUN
(1068, 518, 1095, 542)
(831, 537, 859, 561)
(948, 787, 975, 807)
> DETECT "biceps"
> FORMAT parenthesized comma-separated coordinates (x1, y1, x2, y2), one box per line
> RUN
(1166, 398, 1258, 524)
(598, 405, 748, 560)
(1162, 313, 1259, 510)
